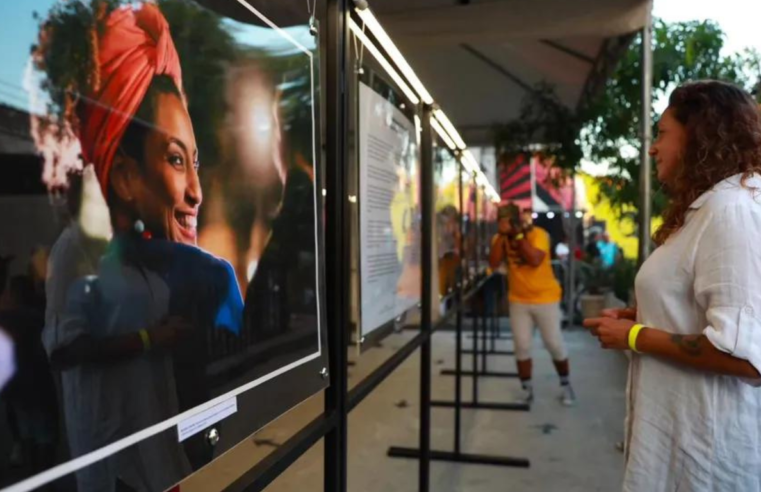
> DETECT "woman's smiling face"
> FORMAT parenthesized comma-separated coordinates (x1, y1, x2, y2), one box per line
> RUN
(131, 92, 202, 245)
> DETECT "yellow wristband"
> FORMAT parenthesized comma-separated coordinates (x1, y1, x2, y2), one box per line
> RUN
(514, 233, 525, 241)
(628, 324, 645, 353)
(139, 329, 152, 352)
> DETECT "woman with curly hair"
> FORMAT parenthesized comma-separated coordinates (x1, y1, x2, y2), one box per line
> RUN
(584, 80, 761, 491)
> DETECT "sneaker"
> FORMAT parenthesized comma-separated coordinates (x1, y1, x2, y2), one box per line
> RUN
(560, 384, 576, 407)
(517, 386, 534, 404)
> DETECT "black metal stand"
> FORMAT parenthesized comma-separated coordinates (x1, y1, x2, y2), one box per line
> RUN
(480, 295, 487, 375)
(429, 400, 529, 411)
(388, 285, 530, 467)
(461, 349, 515, 355)
(386, 448, 530, 468)
(438, 287, 524, 397)
(417, 103, 434, 492)
(439, 369, 519, 378)
(441, 290, 518, 378)
(323, 0, 350, 489)
(462, 310, 513, 357)
(387, 164, 530, 470)
(467, 333, 512, 340)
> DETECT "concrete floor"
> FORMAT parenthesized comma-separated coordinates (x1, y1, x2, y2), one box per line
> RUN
(183, 322, 628, 492)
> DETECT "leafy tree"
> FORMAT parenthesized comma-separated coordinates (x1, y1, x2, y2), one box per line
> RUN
(493, 19, 761, 221)
(581, 19, 761, 217)
(493, 81, 582, 174)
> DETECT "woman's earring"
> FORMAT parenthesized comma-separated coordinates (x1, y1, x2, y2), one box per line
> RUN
(134, 219, 152, 239)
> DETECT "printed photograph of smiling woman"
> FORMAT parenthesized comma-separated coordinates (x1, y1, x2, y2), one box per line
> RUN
(30, 2, 244, 489)
(0, 0, 326, 489)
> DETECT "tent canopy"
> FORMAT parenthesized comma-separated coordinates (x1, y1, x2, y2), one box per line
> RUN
(371, 0, 651, 144)
(201, 0, 650, 145)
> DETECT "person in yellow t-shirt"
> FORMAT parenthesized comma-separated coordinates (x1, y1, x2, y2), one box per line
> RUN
(489, 205, 575, 406)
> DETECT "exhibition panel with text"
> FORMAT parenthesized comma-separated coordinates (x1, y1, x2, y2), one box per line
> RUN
(357, 81, 421, 337)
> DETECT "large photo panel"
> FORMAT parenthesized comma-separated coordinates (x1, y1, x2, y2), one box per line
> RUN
(0, 0, 327, 490)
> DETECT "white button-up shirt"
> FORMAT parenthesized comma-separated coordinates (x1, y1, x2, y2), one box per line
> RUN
(627, 173, 761, 492)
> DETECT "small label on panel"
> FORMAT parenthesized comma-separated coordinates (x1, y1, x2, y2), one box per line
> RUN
(177, 397, 237, 442)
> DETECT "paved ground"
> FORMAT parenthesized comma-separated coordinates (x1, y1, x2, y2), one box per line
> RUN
(183, 322, 629, 492)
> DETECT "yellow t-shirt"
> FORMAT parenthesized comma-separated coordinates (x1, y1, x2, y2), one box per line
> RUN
(493, 227, 561, 304)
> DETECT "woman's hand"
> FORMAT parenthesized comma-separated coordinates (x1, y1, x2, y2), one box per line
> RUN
(583, 317, 637, 350)
(600, 307, 637, 320)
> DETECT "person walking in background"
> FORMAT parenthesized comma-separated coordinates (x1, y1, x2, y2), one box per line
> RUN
(489, 204, 575, 405)
(45, 169, 108, 346)
(585, 80, 761, 491)
(585, 230, 601, 261)
(554, 236, 570, 261)
(596, 232, 618, 268)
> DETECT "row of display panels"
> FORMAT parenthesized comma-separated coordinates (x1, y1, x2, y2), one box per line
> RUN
(352, 55, 497, 345)
(0, 1, 495, 490)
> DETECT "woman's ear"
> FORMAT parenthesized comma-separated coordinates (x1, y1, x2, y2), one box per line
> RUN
(110, 153, 140, 206)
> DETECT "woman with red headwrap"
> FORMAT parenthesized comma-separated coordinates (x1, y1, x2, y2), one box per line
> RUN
(35, 2, 242, 490)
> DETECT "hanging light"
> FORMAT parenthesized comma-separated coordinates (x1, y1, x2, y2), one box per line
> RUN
(354, 7, 434, 105)
(433, 109, 467, 150)
(431, 118, 457, 151)
(350, 6, 505, 205)
(348, 19, 420, 105)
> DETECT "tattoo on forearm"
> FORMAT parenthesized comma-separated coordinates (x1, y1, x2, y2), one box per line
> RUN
(670, 334, 704, 357)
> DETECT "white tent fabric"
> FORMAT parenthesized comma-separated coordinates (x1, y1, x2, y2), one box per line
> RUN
(376, 0, 649, 43)
(369, 0, 652, 144)
(202, 0, 650, 145)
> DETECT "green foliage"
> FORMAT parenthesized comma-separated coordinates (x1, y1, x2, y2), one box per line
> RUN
(581, 19, 761, 217)
(492, 19, 761, 223)
(576, 259, 613, 296)
(611, 257, 637, 303)
(493, 81, 582, 172)
(31, 0, 122, 126)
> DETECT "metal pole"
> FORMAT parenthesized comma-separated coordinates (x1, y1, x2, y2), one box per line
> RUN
(324, 0, 349, 490)
(418, 104, 434, 492)
(471, 305, 479, 402)
(453, 156, 465, 456)
(566, 174, 577, 329)
(481, 289, 487, 374)
(453, 285, 463, 455)
(638, 5, 653, 265)
(479, 187, 488, 374)
(490, 271, 498, 351)
(471, 175, 479, 404)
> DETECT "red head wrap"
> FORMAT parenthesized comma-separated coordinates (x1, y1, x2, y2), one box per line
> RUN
(78, 3, 183, 197)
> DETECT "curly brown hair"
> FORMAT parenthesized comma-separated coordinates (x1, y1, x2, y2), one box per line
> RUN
(653, 80, 761, 245)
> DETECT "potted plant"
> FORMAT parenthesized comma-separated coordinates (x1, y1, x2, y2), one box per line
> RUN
(611, 258, 637, 305)
(577, 259, 613, 319)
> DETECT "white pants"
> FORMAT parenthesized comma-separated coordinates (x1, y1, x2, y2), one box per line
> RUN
(509, 302, 567, 362)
